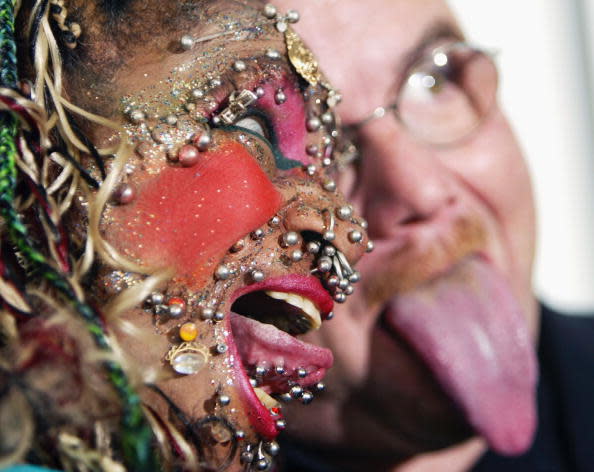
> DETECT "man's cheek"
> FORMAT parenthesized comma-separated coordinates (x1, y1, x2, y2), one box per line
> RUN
(105, 141, 282, 287)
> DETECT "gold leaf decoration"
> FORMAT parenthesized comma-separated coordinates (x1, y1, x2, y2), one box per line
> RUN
(285, 27, 321, 86)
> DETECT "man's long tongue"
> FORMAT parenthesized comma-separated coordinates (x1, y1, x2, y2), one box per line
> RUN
(383, 256, 537, 455)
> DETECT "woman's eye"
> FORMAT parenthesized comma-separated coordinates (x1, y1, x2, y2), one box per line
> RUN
(235, 116, 270, 141)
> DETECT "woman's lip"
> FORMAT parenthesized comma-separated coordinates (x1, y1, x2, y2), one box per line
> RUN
(225, 274, 335, 439)
(230, 274, 334, 319)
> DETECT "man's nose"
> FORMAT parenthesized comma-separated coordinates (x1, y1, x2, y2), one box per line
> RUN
(358, 121, 456, 238)
(279, 181, 368, 267)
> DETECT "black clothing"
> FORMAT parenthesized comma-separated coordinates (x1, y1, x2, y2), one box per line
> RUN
(281, 305, 594, 471)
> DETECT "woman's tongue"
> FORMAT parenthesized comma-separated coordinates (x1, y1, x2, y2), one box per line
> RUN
(230, 313, 333, 385)
(383, 256, 537, 455)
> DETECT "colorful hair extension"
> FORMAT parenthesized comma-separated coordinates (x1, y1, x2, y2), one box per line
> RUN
(0, 1, 159, 469)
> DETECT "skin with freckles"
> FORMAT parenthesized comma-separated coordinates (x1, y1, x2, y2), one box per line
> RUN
(276, 0, 538, 470)
(50, 0, 369, 469)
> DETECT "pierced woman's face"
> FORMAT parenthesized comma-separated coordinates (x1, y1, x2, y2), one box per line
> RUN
(84, 2, 368, 468)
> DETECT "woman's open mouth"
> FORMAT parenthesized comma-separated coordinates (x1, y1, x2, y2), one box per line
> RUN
(225, 274, 334, 440)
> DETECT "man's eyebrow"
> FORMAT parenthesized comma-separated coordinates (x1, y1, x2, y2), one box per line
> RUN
(396, 21, 464, 87)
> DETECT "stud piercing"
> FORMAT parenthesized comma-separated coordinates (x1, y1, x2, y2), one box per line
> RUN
(180, 34, 195, 50)
(215, 343, 228, 355)
(218, 394, 231, 406)
(201, 307, 214, 320)
(179, 322, 198, 342)
(366, 240, 375, 253)
(301, 391, 314, 404)
(336, 206, 353, 220)
(251, 270, 266, 283)
(112, 183, 135, 205)
(275, 89, 287, 105)
(215, 265, 231, 280)
(233, 60, 247, 72)
(213, 311, 225, 322)
(306, 116, 322, 132)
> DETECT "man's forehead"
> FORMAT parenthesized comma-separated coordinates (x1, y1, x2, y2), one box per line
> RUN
(288, 0, 459, 121)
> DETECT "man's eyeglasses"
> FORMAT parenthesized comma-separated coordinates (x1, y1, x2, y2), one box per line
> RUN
(342, 41, 499, 147)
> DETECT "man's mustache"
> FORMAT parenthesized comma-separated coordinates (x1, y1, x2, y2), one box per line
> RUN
(364, 216, 487, 307)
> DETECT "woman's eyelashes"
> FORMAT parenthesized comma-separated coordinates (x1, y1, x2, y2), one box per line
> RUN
(221, 108, 303, 171)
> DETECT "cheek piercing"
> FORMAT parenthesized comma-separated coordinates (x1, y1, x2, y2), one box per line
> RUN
(215, 265, 231, 280)
(112, 183, 136, 205)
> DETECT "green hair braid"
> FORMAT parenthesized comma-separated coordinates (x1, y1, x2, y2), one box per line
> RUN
(0, 1, 158, 469)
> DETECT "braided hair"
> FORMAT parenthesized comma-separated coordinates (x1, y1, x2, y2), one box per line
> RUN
(0, 2, 191, 470)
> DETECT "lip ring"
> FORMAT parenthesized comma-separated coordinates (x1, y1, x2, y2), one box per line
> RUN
(223, 274, 335, 439)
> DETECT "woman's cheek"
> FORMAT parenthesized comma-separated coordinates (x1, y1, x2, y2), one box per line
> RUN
(105, 141, 283, 287)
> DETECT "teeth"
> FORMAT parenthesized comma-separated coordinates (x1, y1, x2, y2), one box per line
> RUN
(265, 291, 322, 330)
(254, 387, 281, 410)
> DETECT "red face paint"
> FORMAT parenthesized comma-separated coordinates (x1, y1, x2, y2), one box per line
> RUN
(107, 141, 282, 287)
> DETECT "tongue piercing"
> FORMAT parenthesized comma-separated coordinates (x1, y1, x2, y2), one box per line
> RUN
(296, 367, 307, 378)
(218, 394, 231, 406)
(251, 270, 266, 283)
(215, 264, 231, 280)
(213, 311, 225, 322)
(366, 240, 375, 253)
(282, 231, 300, 247)
(317, 256, 333, 273)
(315, 382, 326, 392)
(290, 385, 304, 398)
(306, 241, 321, 254)
(291, 249, 303, 262)
(301, 391, 314, 404)
(334, 293, 347, 304)
(201, 307, 214, 320)
(348, 230, 364, 243)
(275, 419, 287, 430)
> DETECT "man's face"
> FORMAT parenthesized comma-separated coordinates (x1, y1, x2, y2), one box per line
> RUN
(73, 1, 367, 468)
(277, 0, 539, 462)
